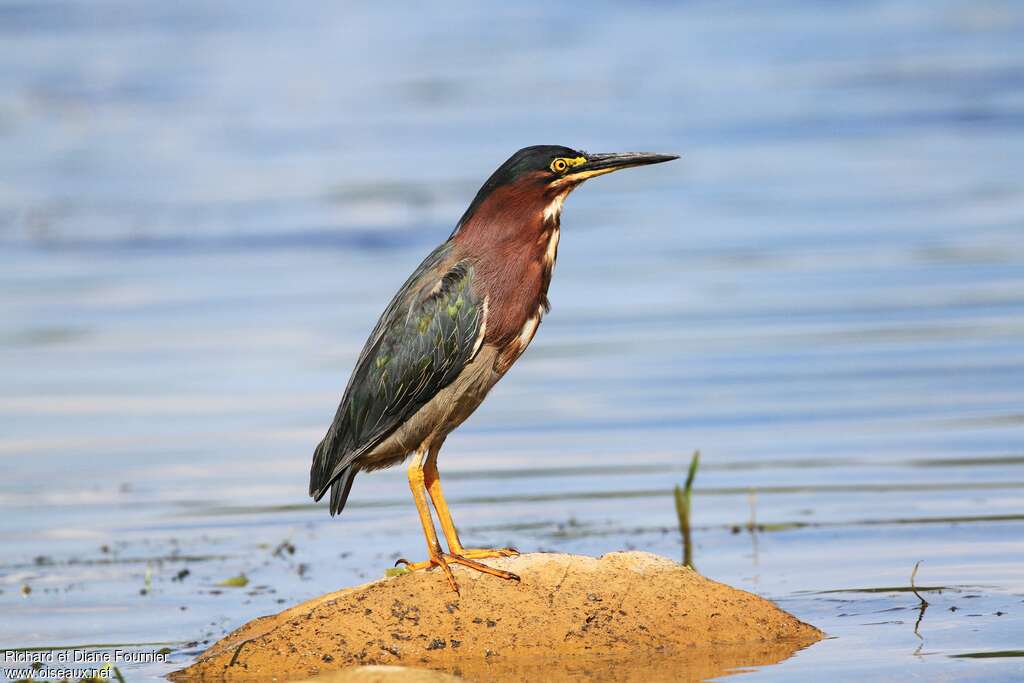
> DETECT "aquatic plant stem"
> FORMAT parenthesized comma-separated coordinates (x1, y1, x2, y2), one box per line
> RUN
(675, 450, 700, 569)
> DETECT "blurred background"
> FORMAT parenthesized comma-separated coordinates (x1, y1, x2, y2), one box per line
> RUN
(2, 1, 1023, 680)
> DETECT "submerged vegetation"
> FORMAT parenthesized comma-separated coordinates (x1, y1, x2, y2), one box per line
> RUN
(910, 560, 928, 638)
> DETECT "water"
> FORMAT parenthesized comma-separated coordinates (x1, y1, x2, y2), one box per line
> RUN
(2, 0, 1023, 680)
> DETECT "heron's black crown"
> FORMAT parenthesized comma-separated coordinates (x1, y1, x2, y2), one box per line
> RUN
(484, 145, 586, 185)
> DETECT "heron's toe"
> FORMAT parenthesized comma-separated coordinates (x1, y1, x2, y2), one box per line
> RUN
(458, 547, 519, 559)
(446, 553, 520, 582)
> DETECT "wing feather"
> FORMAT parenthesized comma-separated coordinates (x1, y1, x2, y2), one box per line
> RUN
(309, 244, 483, 509)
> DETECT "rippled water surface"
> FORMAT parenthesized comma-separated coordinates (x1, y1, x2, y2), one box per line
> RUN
(2, 1, 1024, 680)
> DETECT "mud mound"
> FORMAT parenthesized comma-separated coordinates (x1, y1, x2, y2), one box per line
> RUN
(297, 666, 462, 683)
(172, 552, 822, 682)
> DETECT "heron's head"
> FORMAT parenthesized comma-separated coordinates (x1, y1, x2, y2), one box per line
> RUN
(453, 145, 678, 236)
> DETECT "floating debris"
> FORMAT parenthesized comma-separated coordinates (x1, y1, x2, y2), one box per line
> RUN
(218, 574, 250, 588)
(272, 540, 296, 558)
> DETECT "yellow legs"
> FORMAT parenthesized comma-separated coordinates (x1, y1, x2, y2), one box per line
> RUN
(396, 443, 519, 592)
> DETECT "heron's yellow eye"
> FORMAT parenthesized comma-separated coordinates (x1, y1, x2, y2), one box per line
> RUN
(550, 156, 587, 175)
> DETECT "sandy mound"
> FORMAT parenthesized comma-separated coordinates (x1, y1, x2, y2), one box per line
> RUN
(172, 552, 822, 682)
(297, 666, 462, 683)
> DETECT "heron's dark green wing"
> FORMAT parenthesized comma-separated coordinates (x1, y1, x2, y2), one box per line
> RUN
(309, 243, 484, 508)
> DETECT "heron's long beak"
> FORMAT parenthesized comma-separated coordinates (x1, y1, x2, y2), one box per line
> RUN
(567, 151, 679, 181)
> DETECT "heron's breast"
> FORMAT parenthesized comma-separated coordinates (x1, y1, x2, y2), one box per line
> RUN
(495, 304, 543, 374)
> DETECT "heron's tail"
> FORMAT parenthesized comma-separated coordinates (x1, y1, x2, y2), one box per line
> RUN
(310, 436, 360, 516)
(328, 465, 359, 516)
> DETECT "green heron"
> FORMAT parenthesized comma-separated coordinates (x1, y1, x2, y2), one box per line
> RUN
(309, 145, 677, 592)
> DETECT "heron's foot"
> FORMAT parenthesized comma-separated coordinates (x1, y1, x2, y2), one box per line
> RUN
(395, 550, 520, 593)
(454, 546, 519, 560)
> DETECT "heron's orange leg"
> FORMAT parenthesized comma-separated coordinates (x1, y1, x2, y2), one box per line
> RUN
(401, 446, 458, 591)
(396, 445, 518, 593)
(423, 444, 519, 561)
